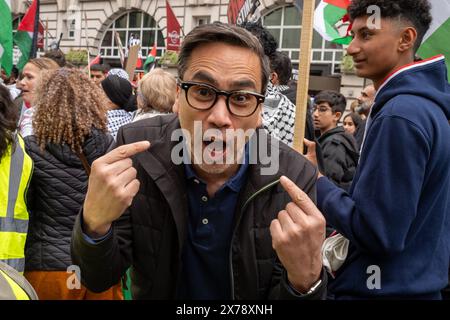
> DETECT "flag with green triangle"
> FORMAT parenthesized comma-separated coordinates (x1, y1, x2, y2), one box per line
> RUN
(314, 0, 352, 45)
(417, 0, 450, 82)
(0, 0, 13, 76)
(14, 0, 40, 71)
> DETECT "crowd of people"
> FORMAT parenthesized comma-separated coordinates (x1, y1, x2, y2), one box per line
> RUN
(0, 0, 449, 301)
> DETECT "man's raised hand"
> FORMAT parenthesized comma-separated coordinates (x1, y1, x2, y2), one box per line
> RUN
(83, 141, 151, 238)
(270, 176, 326, 293)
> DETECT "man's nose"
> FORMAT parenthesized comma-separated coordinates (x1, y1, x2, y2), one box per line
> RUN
(206, 95, 233, 128)
(346, 39, 360, 56)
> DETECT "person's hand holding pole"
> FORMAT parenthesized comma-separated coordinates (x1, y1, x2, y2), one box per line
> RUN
(82, 141, 151, 238)
(304, 138, 323, 178)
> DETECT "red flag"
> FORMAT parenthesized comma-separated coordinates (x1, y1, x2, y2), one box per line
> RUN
(227, 0, 246, 25)
(324, 0, 351, 9)
(17, 0, 39, 33)
(88, 54, 101, 68)
(166, 0, 181, 52)
(149, 43, 157, 58)
(136, 57, 143, 69)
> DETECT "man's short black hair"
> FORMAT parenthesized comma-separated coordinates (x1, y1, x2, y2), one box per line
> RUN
(240, 22, 278, 58)
(178, 22, 270, 94)
(315, 90, 347, 115)
(90, 64, 108, 73)
(348, 0, 432, 52)
(270, 52, 292, 86)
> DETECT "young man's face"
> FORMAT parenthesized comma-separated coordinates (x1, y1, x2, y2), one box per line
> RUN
(91, 70, 106, 86)
(347, 16, 407, 87)
(313, 102, 341, 135)
(173, 42, 263, 179)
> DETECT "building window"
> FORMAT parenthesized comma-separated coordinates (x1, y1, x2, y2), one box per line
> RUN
(194, 16, 210, 26)
(68, 19, 76, 39)
(262, 5, 344, 74)
(100, 11, 165, 62)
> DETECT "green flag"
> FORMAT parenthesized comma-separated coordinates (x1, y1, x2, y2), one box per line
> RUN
(417, 0, 450, 83)
(0, 0, 13, 76)
(313, 0, 352, 45)
(143, 43, 157, 73)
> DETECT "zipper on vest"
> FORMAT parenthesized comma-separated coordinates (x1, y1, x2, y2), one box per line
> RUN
(229, 179, 280, 300)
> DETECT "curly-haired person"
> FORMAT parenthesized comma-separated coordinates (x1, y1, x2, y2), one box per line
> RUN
(0, 85, 33, 273)
(17, 57, 59, 136)
(305, 0, 450, 299)
(22, 68, 122, 300)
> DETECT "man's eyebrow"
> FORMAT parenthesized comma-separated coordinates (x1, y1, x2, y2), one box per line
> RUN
(350, 26, 370, 35)
(191, 71, 218, 86)
(358, 26, 372, 33)
(229, 79, 257, 91)
(191, 71, 257, 91)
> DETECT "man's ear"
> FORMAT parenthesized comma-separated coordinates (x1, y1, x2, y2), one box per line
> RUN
(334, 111, 342, 123)
(256, 107, 263, 127)
(270, 72, 279, 86)
(398, 27, 417, 53)
(173, 86, 181, 114)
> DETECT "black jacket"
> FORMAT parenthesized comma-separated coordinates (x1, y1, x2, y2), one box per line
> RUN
(24, 129, 113, 271)
(71, 114, 327, 300)
(354, 119, 367, 151)
(318, 126, 359, 191)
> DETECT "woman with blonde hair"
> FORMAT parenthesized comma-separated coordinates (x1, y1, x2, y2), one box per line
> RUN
(18, 57, 59, 136)
(133, 68, 176, 122)
(23, 68, 121, 300)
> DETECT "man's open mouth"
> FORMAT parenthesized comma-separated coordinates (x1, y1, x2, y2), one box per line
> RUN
(203, 136, 228, 159)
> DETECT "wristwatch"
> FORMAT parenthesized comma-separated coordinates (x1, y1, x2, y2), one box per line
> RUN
(287, 275, 323, 296)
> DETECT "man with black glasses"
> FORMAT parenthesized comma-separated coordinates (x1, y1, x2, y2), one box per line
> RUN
(71, 22, 327, 300)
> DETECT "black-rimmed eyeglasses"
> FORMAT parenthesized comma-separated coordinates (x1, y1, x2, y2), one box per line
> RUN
(178, 80, 265, 117)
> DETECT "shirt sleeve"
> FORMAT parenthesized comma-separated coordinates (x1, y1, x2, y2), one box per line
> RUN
(79, 213, 113, 244)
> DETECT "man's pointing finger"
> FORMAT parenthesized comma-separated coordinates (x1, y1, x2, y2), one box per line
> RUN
(102, 141, 151, 164)
(279, 175, 321, 217)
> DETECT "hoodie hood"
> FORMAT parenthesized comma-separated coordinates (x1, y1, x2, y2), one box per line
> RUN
(373, 55, 450, 121)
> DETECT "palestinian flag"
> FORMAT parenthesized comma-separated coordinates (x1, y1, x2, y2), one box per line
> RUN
(87, 54, 101, 69)
(0, 0, 13, 76)
(314, 0, 352, 45)
(417, 0, 450, 82)
(14, 0, 40, 71)
(143, 43, 157, 73)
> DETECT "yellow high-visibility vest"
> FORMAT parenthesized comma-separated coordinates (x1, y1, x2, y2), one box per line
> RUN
(0, 134, 33, 273)
(0, 261, 38, 300)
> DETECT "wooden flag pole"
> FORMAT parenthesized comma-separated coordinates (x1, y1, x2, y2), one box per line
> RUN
(292, 0, 316, 153)
(44, 19, 48, 51)
(126, 44, 140, 80)
(84, 11, 91, 79)
(114, 31, 126, 68)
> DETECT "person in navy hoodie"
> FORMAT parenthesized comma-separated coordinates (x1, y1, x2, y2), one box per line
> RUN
(305, 0, 450, 299)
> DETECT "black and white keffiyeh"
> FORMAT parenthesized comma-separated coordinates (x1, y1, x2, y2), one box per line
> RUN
(262, 82, 296, 147)
(107, 109, 133, 140)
